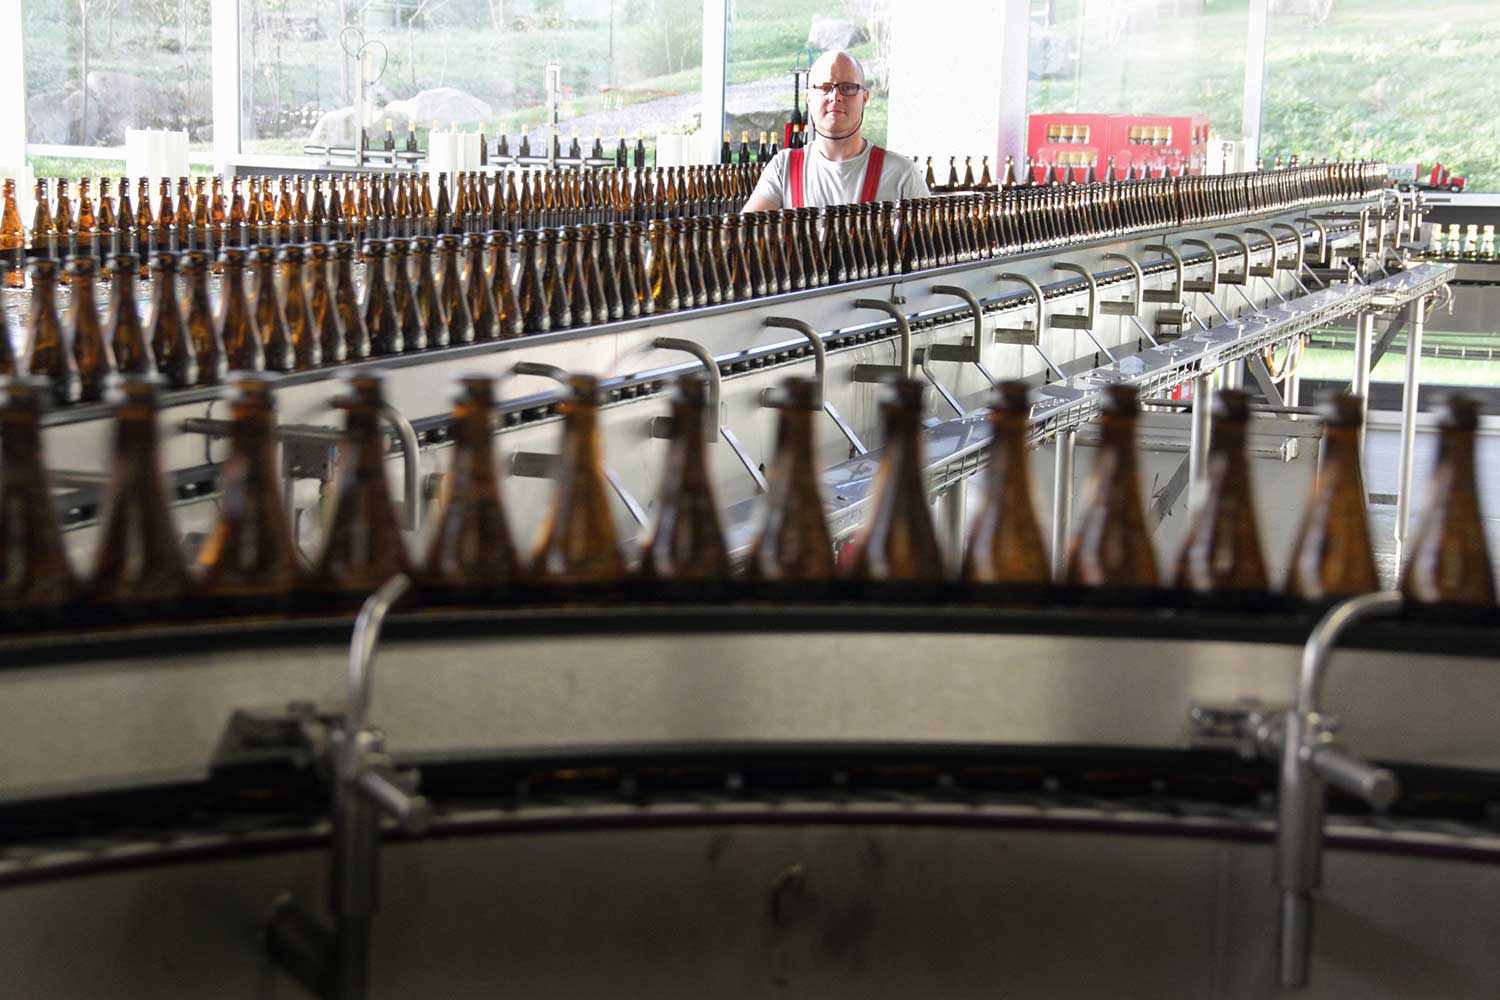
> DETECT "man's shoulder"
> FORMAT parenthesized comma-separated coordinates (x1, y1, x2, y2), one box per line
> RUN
(875, 147, 923, 179)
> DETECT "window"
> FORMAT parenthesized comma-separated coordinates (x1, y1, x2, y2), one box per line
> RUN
(23, 0, 214, 148)
(1260, 0, 1500, 192)
(240, 0, 704, 158)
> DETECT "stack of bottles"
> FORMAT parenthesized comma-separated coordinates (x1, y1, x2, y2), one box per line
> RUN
(0, 367, 1491, 634)
(1423, 222, 1496, 262)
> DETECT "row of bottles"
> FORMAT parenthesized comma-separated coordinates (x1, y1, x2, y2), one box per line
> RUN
(1422, 223, 1496, 261)
(927, 154, 1388, 196)
(2, 367, 1492, 631)
(718, 130, 783, 166)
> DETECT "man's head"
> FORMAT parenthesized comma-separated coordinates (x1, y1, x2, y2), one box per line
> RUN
(806, 50, 869, 142)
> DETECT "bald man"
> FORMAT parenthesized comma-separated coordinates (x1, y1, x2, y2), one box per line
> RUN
(742, 50, 929, 212)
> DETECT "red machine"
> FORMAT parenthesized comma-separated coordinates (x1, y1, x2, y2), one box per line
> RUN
(1027, 113, 1210, 180)
(1388, 162, 1466, 193)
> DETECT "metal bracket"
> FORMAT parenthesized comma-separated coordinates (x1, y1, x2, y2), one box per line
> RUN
(761, 315, 866, 454)
(849, 298, 914, 383)
(1099, 251, 1142, 316)
(1052, 261, 1115, 362)
(509, 451, 650, 527)
(1269, 223, 1306, 273)
(926, 284, 983, 365)
(1295, 216, 1330, 268)
(652, 337, 721, 443)
(1178, 238, 1221, 293)
(914, 347, 965, 416)
(995, 272, 1065, 382)
(1140, 244, 1184, 303)
(1211, 232, 1250, 285)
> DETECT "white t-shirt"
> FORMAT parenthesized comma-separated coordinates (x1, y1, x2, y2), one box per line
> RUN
(749, 141, 930, 209)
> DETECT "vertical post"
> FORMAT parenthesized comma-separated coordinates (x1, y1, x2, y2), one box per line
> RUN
(1051, 428, 1075, 580)
(699, 0, 729, 165)
(211, 0, 243, 176)
(1286, 335, 1303, 414)
(941, 479, 968, 570)
(1242, 0, 1269, 168)
(0, 0, 28, 170)
(997, 1, 1031, 167)
(1352, 312, 1373, 459)
(1188, 373, 1214, 513)
(1393, 297, 1425, 575)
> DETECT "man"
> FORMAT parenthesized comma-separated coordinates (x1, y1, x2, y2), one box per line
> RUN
(742, 50, 928, 212)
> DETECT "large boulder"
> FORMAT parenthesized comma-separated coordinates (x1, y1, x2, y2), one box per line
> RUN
(807, 15, 869, 51)
(308, 101, 384, 148)
(382, 87, 494, 131)
(26, 89, 74, 144)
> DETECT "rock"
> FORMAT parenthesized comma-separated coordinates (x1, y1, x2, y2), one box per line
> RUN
(382, 88, 494, 131)
(1029, 26, 1073, 80)
(26, 90, 74, 144)
(308, 102, 384, 148)
(807, 15, 869, 52)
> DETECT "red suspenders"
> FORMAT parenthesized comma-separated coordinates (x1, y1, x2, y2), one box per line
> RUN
(789, 145, 886, 208)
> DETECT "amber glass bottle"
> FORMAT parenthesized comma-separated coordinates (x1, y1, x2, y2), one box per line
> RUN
(647, 219, 678, 313)
(313, 372, 412, 597)
(401, 236, 441, 349)
(88, 375, 191, 617)
(515, 230, 550, 333)
(106, 254, 154, 374)
(216, 248, 263, 372)
(332, 241, 370, 360)
(64, 257, 113, 401)
(488, 230, 523, 338)
(464, 232, 500, 340)
(387, 238, 426, 352)
(639, 377, 730, 582)
(1066, 384, 1159, 588)
(361, 240, 402, 355)
(850, 379, 945, 583)
(246, 245, 292, 371)
(1174, 390, 1269, 594)
(22, 258, 82, 405)
(423, 374, 520, 593)
(179, 251, 225, 386)
(1284, 395, 1379, 600)
(197, 374, 306, 611)
(437, 234, 475, 344)
(277, 245, 322, 370)
(964, 381, 1050, 586)
(1400, 395, 1495, 606)
(746, 376, 836, 582)
(1, 179, 25, 288)
(145, 252, 197, 388)
(0, 376, 77, 625)
(304, 243, 345, 366)
(539, 229, 572, 330)
(530, 373, 627, 583)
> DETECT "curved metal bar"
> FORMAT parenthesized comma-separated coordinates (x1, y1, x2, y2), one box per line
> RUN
(1294, 216, 1328, 266)
(852, 298, 914, 379)
(1211, 232, 1251, 284)
(1298, 590, 1404, 713)
(1270, 222, 1306, 272)
(1142, 243, 1184, 301)
(1052, 261, 1115, 362)
(1178, 237, 1221, 290)
(1100, 251, 1142, 316)
(377, 403, 422, 531)
(763, 316, 827, 400)
(928, 284, 984, 366)
(346, 574, 413, 742)
(512, 361, 571, 383)
(995, 271, 1046, 339)
(653, 336, 722, 442)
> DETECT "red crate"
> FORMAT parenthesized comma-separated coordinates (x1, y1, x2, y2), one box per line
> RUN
(1028, 113, 1210, 180)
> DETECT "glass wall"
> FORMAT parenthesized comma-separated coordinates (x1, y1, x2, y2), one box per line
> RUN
(1260, 0, 1500, 192)
(240, 0, 703, 157)
(22, 0, 214, 147)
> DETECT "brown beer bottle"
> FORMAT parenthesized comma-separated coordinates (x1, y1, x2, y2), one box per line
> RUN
(388, 238, 426, 352)
(361, 239, 402, 355)
(23, 258, 82, 405)
(181, 250, 226, 385)
(197, 374, 306, 610)
(464, 232, 500, 340)
(539, 229, 572, 330)
(1066, 384, 1159, 588)
(0, 376, 77, 624)
(277, 245, 322, 370)
(1173, 390, 1269, 594)
(145, 252, 197, 388)
(437, 234, 475, 344)
(964, 381, 1050, 586)
(1284, 395, 1379, 600)
(216, 247, 263, 372)
(515, 230, 549, 333)
(422, 374, 520, 592)
(850, 379, 945, 582)
(647, 219, 678, 313)
(68, 257, 115, 400)
(488, 230, 523, 338)
(313, 371, 412, 596)
(304, 243, 346, 365)
(746, 376, 835, 582)
(106, 254, 155, 374)
(410, 236, 446, 349)
(250, 245, 293, 371)
(1400, 395, 1496, 606)
(332, 241, 370, 360)
(639, 377, 730, 581)
(1, 179, 25, 288)
(88, 375, 191, 615)
(530, 373, 627, 583)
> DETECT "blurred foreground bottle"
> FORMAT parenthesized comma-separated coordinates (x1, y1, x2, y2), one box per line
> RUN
(423, 374, 519, 594)
(1174, 390, 1268, 594)
(850, 379, 944, 582)
(89, 375, 191, 617)
(1400, 395, 1496, 606)
(1066, 384, 1158, 588)
(964, 381, 1049, 586)
(0, 377, 77, 624)
(530, 373, 626, 583)
(1284, 395, 1378, 599)
(745, 375, 835, 582)
(638, 377, 730, 582)
(314, 372, 411, 598)
(197, 374, 306, 611)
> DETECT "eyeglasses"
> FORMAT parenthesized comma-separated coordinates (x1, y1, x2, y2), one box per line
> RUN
(808, 81, 865, 98)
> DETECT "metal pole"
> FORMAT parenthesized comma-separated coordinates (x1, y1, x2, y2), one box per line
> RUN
(1286, 334, 1303, 415)
(1393, 297, 1426, 575)
(1051, 428, 1075, 580)
(1188, 373, 1213, 513)
(941, 479, 968, 571)
(1352, 312, 1373, 459)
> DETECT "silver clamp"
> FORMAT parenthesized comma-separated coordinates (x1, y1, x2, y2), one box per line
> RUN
(761, 316, 867, 456)
(1210, 232, 1250, 285)
(1243, 227, 1279, 278)
(1269, 223, 1307, 273)
(1178, 238, 1221, 293)
(1051, 261, 1116, 362)
(849, 298, 914, 383)
(995, 272, 1065, 382)
(653, 335, 766, 493)
(1141, 243, 1185, 303)
(1295, 216, 1330, 267)
(925, 284, 983, 365)
(1099, 251, 1142, 316)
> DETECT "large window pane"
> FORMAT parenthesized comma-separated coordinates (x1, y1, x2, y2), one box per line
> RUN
(1261, 0, 1500, 192)
(241, 0, 703, 158)
(1027, 0, 1248, 141)
(23, 0, 214, 147)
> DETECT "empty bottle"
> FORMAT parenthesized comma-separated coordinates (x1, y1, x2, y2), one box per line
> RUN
(0, 376, 77, 623)
(1066, 384, 1158, 588)
(304, 243, 346, 366)
(1400, 395, 1495, 606)
(277, 245, 322, 370)
(746, 375, 835, 582)
(411, 236, 447, 349)
(464, 232, 499, 340)
(22, 258, 81, 404)
(181, 250, 226, 386)
(332, 241, 370, 360)
(361, 240, 402, 355)
(964, 381, 1049, 586)
(437, 234, 475, 345)
(639, 377, 730, 581)
(145, 252, 197, 388)
(1284, 395, 1378, 600)
(530, 373, 626, 583)
(388, 237, 426, 352)
(1174, 390, 1268, 594)
(850, 379, 945, 582)
(216, 248, 263, 372)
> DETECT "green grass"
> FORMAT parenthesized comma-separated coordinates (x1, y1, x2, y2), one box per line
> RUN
(1300, 347, 1500, 387)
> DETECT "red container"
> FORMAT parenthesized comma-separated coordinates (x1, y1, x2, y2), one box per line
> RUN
(1028, 113, 1210, 180)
